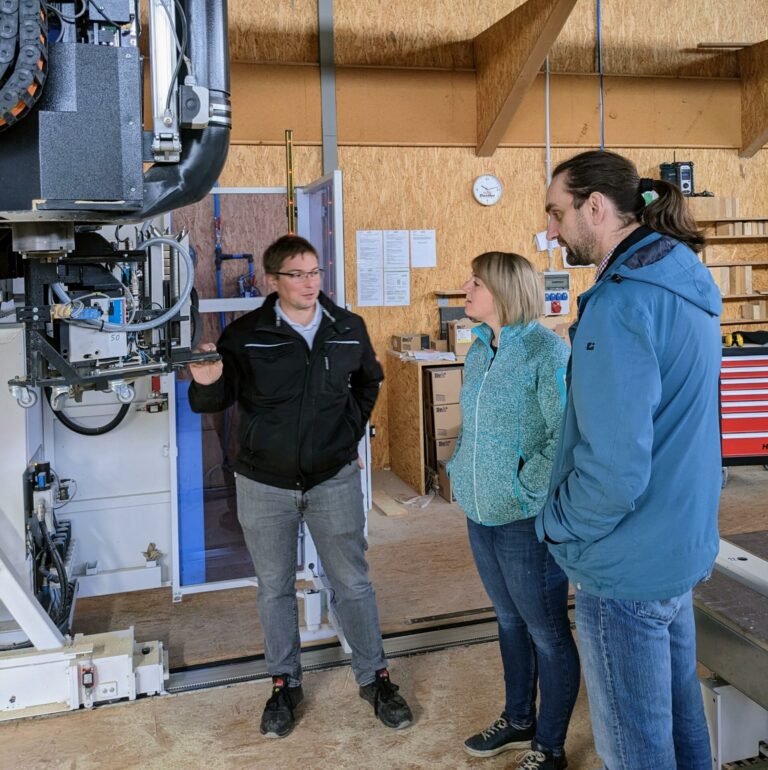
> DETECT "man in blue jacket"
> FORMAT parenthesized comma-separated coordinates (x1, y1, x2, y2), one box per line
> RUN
(536, 150, 721, 770)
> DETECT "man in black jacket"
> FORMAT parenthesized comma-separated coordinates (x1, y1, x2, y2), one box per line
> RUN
(188, 235, 412, 739)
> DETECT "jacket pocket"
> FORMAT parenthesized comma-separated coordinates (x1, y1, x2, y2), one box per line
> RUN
(320, 340, 361, 393)
(245, 342, 300, 399)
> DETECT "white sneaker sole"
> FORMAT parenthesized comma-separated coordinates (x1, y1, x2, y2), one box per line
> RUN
(463, 738, 533, 757)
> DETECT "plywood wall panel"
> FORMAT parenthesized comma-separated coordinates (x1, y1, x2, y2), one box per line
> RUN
(739, 39, 768, 157)
(221, 0, 766, 78)
(232, 64, 741, 150)
(231, 63, 322, 144)
(599, 0, 768, 78)
(228, 0, 318, 63)
(218, 144, 323, 187)
(334, 144, 768, 467)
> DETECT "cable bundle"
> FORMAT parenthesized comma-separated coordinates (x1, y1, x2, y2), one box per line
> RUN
(0, 0, 48, 130)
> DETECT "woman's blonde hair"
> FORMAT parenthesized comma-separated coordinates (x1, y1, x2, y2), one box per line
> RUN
(471, 252, 543, 327)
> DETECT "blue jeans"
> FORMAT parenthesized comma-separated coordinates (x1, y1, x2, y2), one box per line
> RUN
(235, 461, 387, 687)
(467, 517, 580, 755)
(576, 589, 712, 770)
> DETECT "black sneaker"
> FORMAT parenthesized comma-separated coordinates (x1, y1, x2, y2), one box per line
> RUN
(463, 715, 535, 757)
(513, 748, 568, 770)
(359, 668, 413, 729)
(259, 675, 304, 738)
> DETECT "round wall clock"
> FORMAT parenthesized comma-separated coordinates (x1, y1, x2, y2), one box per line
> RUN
(472, 174, 503, 206)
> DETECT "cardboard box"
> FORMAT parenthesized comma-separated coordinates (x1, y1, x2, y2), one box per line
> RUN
(448, 318, 479, 356)
(428, 403, 462, 439)
(426, 367, 463, 404)
(426, 436, 458, 472)
(434, 437, 457, 463)
(430, 338, 448, 353)
(391, 333, 430, 353)
(437, 460, 455, 502)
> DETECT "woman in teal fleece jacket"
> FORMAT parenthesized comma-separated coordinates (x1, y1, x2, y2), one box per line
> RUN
(447, 252, 579, 770)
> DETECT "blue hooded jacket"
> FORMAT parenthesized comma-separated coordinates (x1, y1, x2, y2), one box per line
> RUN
(535, 228, 723, 600)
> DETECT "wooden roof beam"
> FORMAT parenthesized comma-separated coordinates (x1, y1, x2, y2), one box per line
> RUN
(474, 0, 577, 157)
(739, 39, 768, 158)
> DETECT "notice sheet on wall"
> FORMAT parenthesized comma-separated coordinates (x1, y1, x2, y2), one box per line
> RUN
(384, 269, 410, 306)
(383, 230, 410, 270)
(356, 230, 384, 306)
(410, 229, 437, 268)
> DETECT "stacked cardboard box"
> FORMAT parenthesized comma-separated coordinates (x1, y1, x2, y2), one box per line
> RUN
(447, 318, 479, 358)
(391, 333, 430, 353)
(424, 366, 463, 501)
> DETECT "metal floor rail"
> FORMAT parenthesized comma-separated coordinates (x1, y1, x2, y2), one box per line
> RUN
(167, 620, 500, 695)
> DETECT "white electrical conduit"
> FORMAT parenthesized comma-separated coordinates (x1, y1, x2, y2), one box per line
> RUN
(544, 55, 554, 272)
(52, 236, 194, 333)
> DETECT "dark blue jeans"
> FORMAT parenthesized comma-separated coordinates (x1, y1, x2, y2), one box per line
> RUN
(467, 516, 580, 755)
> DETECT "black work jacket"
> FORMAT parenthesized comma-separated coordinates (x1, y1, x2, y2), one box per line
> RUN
(188, 292, 383, 490)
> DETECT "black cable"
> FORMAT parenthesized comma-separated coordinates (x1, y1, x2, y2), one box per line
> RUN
(163, 0, 188, 113)
(189, 287, 201, 348)
(39, 516, 69, 625)
(45, 387, 131, 436)
(44, 1, 88, 24)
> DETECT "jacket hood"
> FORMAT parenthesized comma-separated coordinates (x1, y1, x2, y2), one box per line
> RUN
(606, 231, 722, 317)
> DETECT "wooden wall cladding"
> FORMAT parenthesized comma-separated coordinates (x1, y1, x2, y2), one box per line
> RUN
(221, 0, 766, 79)
(233, 64, 741, 150)
(333, 144, 768, 469)
(228, 0, 318, 63)
(218, 144, 324, 187)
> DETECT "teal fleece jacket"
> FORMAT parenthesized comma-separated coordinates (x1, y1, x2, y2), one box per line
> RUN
(446, 322, 569, 525)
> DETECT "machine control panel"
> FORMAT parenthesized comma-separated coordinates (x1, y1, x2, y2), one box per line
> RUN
(543, 271, 571, 316)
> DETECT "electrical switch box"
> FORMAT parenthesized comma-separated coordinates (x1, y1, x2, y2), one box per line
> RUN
(544, 271, 571, 316)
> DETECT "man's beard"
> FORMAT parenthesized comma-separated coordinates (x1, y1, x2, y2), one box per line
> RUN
(563, 243, 594, 266)
(563, 214, 599, 266)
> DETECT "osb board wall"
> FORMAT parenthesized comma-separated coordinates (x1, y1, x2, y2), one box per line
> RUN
(222, 0, 766, 78)
(232, 64, 741, 149)
(335, 145, 768, 469)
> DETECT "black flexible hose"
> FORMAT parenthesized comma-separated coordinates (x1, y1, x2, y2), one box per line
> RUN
(39, 516, 69, 626)
(189, 287, 201, 349)
(45, 388, 131, 436)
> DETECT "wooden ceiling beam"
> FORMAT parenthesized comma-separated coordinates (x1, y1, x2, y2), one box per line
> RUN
(739, 39, 768, 158)
(474, 0, 577, 157)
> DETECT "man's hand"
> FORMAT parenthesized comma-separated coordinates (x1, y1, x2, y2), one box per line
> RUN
(356, 455, 365, 470)
(188, 342, 224, 385)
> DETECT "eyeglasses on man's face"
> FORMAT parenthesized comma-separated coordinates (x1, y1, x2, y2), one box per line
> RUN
(273, 268, 325, 282)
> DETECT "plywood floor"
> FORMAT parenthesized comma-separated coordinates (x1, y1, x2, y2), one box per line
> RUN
(0, 641, 601, 770)
(2, 466, 765, 769)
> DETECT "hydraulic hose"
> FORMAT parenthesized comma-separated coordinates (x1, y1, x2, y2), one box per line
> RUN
(45, 387, 131, 436)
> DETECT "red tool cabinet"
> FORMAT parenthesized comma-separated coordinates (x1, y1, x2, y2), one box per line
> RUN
(720, 348, 768, 465)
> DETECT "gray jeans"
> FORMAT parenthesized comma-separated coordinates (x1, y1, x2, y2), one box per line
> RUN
(235, 461, 387, 687)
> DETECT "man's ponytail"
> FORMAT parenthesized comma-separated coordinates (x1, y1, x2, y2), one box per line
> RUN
(641, 179, 705, 253)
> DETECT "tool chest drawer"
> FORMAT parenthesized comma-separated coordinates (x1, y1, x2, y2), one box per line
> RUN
(721, 349, 768, 462)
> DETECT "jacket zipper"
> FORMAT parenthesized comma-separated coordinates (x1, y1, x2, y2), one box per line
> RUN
(472, 349, 494, 522)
